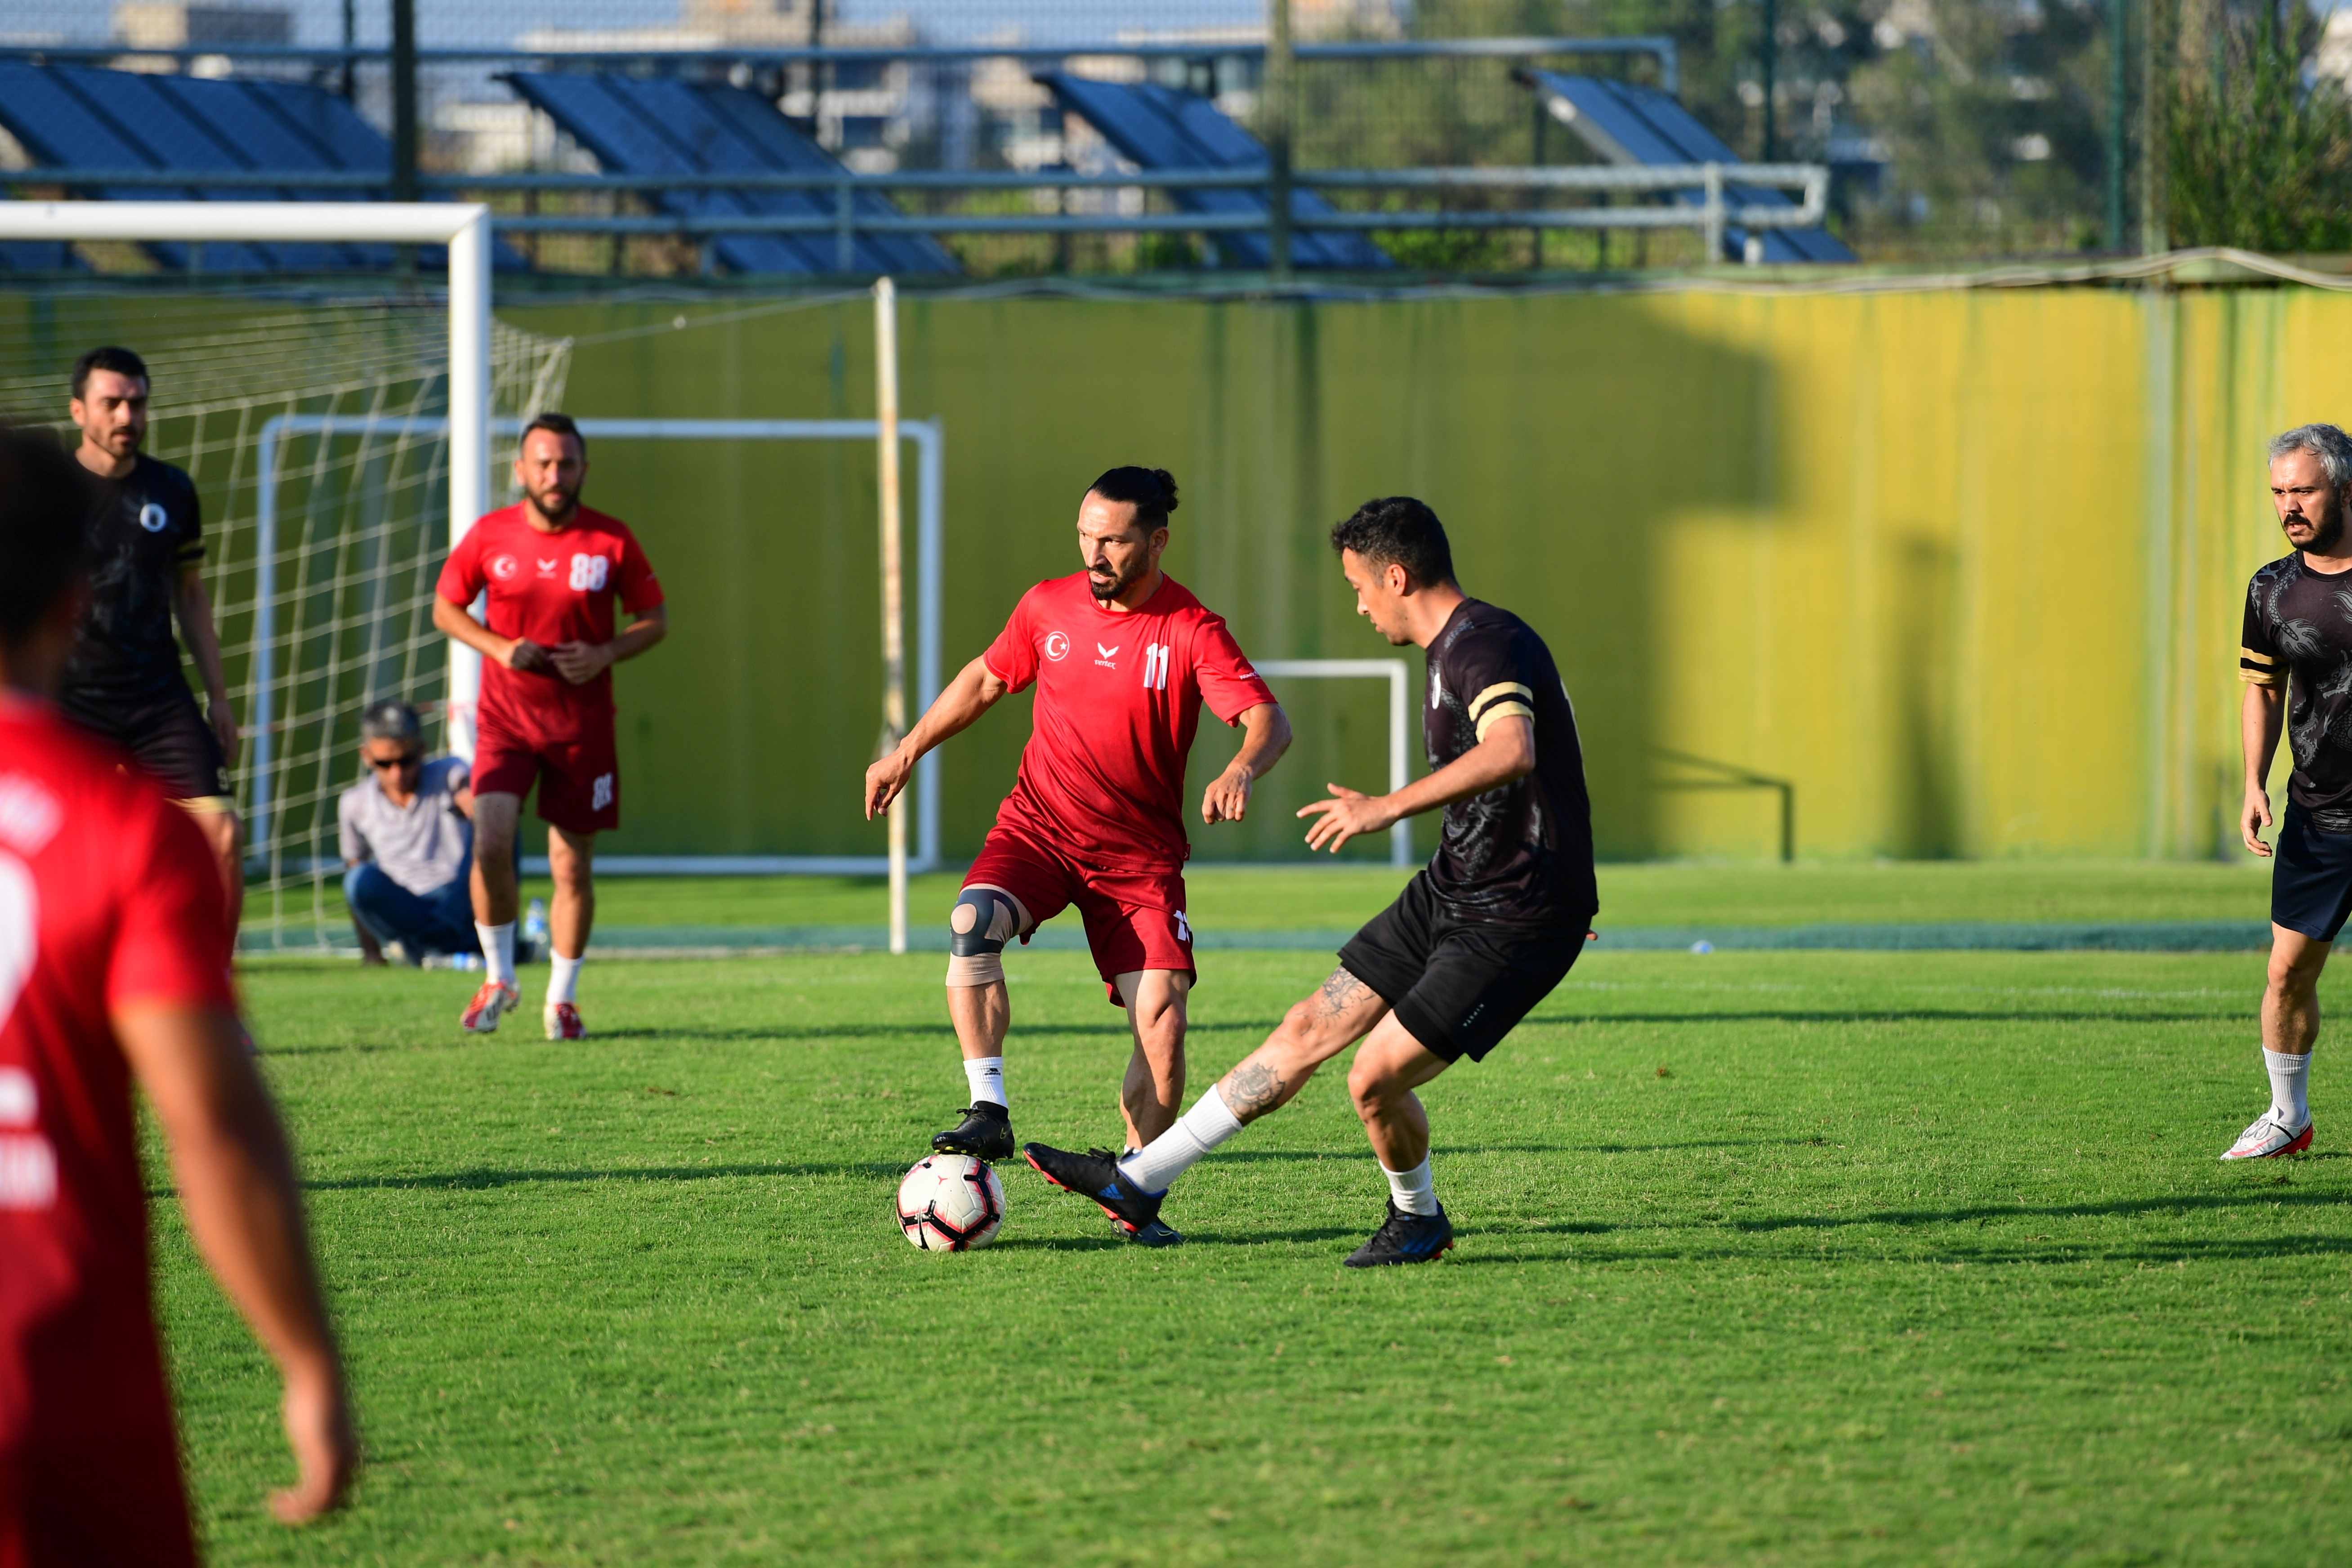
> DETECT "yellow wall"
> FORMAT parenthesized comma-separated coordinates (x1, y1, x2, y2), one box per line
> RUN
(4, 282, 2324, 861)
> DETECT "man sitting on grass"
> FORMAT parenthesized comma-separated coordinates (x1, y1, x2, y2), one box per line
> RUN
(338, 699, 491, 967)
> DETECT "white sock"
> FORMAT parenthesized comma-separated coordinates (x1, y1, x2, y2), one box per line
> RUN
(1119, 1085, 1242, 1194)
(2267, 1048, 2312, 1126)
(963, 1056, 1006, 1108)
(548, 953, 585, 1006)
(1384, 1157, 1439, 1216)
(478, 922, 516, 987)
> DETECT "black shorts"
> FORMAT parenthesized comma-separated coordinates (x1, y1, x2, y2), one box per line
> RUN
(1336, 871, 1590, 1063)
(2272, 803, 2352, 941)
(58, 683, 230, 803)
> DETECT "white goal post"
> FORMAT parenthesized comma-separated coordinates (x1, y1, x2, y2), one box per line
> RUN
(1254, 658, 1415, 868)
(247, 414, 946, 880)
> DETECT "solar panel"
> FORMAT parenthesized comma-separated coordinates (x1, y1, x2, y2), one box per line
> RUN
(504, 71, 960, 277)
(1525, 71, 1855, 264)
(1035, 72, 1390, 271)
(0, 63, 522, 273)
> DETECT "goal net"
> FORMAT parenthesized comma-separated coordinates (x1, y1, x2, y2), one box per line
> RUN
(0, 299, 571, 953)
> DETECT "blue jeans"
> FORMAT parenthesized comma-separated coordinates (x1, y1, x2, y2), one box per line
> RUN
(344, 859, 478, 960)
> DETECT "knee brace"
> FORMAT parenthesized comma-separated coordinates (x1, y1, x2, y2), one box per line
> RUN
(945, 885, 1026, 987)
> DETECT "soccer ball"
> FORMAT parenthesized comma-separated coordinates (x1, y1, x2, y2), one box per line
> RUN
(896, 1154, 1005, 1251)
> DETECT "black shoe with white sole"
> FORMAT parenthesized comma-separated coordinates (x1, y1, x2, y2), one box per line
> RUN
(1022, 1142, 1165, 1237)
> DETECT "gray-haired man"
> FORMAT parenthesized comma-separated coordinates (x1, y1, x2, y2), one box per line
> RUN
(338, 700, 478, 965)
(2230, 422, 2352, 1159)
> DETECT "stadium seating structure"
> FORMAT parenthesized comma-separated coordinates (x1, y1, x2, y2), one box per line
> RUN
(0, 62, 525, 273)
(1034, 71, 1392, 272)
(1522, 69, 1855, 265)
(500, 71, 960, 277)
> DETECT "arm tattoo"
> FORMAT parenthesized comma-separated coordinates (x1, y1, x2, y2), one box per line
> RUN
(1223, 1060, 1288, 1122)
(1313, 967, 1373, 1019)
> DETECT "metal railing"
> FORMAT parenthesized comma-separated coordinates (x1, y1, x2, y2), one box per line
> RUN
(0, 37, 1680, 94)
(8, 163, 1831, 273)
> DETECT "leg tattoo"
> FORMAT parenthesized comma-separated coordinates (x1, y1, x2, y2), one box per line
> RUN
(1223, 1060, 1289, 1122)
(1313, 967, 1374, 1019)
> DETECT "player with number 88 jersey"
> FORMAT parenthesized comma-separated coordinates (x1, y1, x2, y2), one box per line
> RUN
(433, 415, 669, 1042)
(864, 468, 1290, 1243)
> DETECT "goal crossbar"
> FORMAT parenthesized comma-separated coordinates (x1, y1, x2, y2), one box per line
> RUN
(0, 201, 494, 625)
(251, 414, 946, 876)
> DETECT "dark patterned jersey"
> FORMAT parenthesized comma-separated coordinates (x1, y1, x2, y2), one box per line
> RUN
(58, 454, 204, 702)
(1422, 598, 1597, 922)
(2242, 552, 2352, 831)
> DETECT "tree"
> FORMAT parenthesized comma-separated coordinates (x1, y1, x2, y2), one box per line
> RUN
(2166, 2, 2352, 252)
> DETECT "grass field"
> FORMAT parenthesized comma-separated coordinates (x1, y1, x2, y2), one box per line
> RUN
(161, 865, 2352, 1565)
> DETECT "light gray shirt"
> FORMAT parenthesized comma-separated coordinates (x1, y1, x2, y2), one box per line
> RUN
(338, 755, 472, 895)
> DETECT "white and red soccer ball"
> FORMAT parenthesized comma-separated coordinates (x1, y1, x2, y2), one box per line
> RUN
(896, 1154, 1004, 1251)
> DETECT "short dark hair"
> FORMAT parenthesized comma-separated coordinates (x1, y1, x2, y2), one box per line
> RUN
(1330, 496, 1455, 588)
(360, 699, 423, 746)
(0, 424, 94, 647)
(1085, 466, 1179, 532)
(519, 411, 585, 455)
(71, 345, 149, 400)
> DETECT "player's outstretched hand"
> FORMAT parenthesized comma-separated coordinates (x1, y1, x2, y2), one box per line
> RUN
(1201, 764, 1254, 825)
(549, 640, 612, 685)
(2243, 783, 2275, 858)
(506, 638, 554, 675)
(269, 1363, 357, 1525)
(866, 750, 912, 820)
(1299, 783, 1395, 854)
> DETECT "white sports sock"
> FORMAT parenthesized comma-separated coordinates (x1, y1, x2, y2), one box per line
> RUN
(548, 953, 585, 1006)
(1384, 1158, 1439, 1216)
(963, 1056, 1007, 1108)
(2267, 1048, 2312, 1126)
(1119, 1085, 1242, 1194)
(478, 922, 517, 987)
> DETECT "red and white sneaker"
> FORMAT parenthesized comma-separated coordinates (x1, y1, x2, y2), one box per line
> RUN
(544, 1001, 586, 1041)
(2219, 1111, 2313, 1161)
(460, 979, 520, 1034)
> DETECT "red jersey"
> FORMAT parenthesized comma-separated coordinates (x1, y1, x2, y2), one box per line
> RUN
(436, 502, 664, 745)
(983, 572, 1276, 872)
(0, 697, 235, 1558)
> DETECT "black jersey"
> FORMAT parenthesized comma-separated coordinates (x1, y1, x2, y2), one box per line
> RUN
(58, 453, 204, 701)
(1421, 598, 1596, 923)
(2242, 551, 2352, 831)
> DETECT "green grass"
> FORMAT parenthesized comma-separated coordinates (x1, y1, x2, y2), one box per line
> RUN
(245, 858, 2275, 948)
(160, 872, 2352, 1565)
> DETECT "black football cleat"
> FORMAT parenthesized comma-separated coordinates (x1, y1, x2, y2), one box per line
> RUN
(1342, 1201, 1455, 1267)
(1022, 1143, 1165, 1237)
(932, 1102, 1015, 1161)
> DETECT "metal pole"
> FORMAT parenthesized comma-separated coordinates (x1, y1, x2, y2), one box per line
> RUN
(390, 0, 417, 202)
(339, 0, 356, 99)
(446, 208, 492, 764)
(2106, 0, 2128, 251)
(1702, 162, 1725, 261)
(1266, 0, 1294, 280)
(874, 277, 909, 956)
(2141, 0, 2170, 253)
(1760, 0, 1777, 161)
(1388, 661, 1410, 868)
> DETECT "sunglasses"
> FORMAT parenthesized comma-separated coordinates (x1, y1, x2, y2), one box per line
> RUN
(366, 753, 424, 772)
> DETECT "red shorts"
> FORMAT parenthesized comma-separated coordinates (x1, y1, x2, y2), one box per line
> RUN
(473, 722, 619, 835)
(0, 1427, 196, 1568)
(965, 825, 1193, 1005)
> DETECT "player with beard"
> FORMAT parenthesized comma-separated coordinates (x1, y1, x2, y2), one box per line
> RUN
(53, 346, 245, 926)
(1026, 496, 1597, 1265)
(2228, 423, 2352, 1159)
(433, 415, 668, 1041)
(0, 424, 355, 1564)
(864, 467, 1290, 1246)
